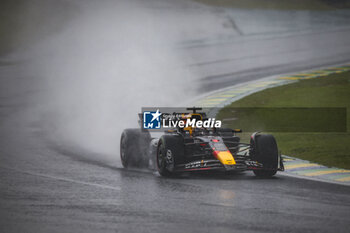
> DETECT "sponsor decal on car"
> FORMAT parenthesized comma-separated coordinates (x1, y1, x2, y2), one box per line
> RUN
(185, 160, 208, 169)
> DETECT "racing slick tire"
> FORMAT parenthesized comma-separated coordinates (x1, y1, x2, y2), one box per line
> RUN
(120, 128, 151, 168)
(251, 134, 278, 177)
(157, 135, 184, 177)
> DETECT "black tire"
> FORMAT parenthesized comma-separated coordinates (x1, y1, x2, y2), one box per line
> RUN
(157, 135, 184, 177)
(120, 129, 151, 168)
(251, 134, 278, 177)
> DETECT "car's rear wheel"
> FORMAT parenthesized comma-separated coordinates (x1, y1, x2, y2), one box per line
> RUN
(120, 129, 151, 168)
(251, 134, 278, 177)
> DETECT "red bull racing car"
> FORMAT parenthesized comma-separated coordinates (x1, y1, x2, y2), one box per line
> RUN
(120, 107, 284, 177)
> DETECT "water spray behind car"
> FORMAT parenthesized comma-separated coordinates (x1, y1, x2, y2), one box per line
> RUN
(20, 0, 198, 164)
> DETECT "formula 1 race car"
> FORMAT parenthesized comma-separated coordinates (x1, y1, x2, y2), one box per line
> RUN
(120, 107, 284, 177)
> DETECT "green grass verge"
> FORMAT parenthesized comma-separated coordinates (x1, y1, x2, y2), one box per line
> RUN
(217, 71, 350, 169)
(193, 0, 350, 10)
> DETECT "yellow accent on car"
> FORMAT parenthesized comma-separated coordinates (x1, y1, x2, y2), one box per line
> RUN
(216, 151, 236, 165)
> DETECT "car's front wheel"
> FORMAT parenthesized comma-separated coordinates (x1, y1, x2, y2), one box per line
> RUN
(157, 140, 173, 177)
(156, 135, 184, 177)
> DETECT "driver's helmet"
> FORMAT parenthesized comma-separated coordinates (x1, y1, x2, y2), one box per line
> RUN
(182, 113, 202, 136)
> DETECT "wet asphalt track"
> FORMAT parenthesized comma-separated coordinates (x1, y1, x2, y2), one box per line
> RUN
(1, 0, 350, 232)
